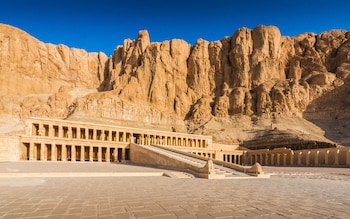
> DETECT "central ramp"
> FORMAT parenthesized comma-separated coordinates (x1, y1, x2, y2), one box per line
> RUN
(129, 143, 266, 179)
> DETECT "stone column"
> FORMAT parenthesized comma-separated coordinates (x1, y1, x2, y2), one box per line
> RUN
(101, 132, 106, 141)
(276, 153, 281, 166)
(325, 150, 329, 165)
(141, 135, 145, 145)
(115, 131, 119, 142)
(297, 152, 302, 166)
(62, 144, 67, 161)
(49, 124, 54, 137)
(283, 154, 287, 166)
(52, 144, 57, 161)
(109, 131, 112, 142)
(113, 148, 118, 162)
(39, 144, 45, 161)
(290, 151, 294, 166)
(67, 127, 72, 138)
(81, 146, 85, 162)
(334, 149, 340, 165)
(28, 142, 34, 160)
(77, 128, 81, 140)
(315, 151, 319, 166)
(106, 147, 110, 162)
(38, 124, 44, 136)
(98, 147, 102, 162)
(85, 128, 89, 140)
(271, 154, 275, 166)
(123, 132, 126, 142)
(58, 126, 63, 138)
(93, 130, 97, 140)
(71, 146, 76, 162)
(237, 155, 241, 165)
(89, 146, 93, 162)
(306, 151, 310, 166)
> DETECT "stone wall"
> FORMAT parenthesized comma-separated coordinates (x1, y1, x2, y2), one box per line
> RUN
(0, 136, 20, 161)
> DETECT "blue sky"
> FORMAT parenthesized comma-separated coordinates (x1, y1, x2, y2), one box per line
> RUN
(1, 0, 349, 56)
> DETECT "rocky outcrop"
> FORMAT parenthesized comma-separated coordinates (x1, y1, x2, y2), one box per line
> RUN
(1, 24, 350, 145)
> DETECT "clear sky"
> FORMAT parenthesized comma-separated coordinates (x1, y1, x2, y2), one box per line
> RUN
(1, 0, 349, 56)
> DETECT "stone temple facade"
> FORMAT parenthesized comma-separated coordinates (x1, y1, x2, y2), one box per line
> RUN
(19, 118, 213, 163)
(0, 117, 349, 169)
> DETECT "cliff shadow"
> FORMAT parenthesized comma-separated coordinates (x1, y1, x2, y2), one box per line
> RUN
(303, 78, 350, 146)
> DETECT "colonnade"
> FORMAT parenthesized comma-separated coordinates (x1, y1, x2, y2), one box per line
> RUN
(244, 147, 350, 166)
(29, 119, 211, 148)
(21, 142, 127, 162)
(222, 153, 242, 165)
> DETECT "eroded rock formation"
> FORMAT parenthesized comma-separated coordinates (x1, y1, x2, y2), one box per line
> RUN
(1, 24, 350, 145)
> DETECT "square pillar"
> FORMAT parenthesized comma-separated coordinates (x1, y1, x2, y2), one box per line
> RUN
(49, 124, 54, 137)
(325, 150, 329, 165)
(283, 154, 287, 166)
(106, 147, 110, 162)
(93, 130, 97, 140)
(123, 132, 126, 142)
(297, 152, 302, 165)
(113, 148, 118, 162)
(109, 131, 113, 141)
(276, 154, 281, 166)
(89, 146, 93, 162)
(306, 151, 310, 165)
(290, 152, 294, 165)
(40, 144, 46, 161)
(98, 147, 102, 162)
(71, 146, 76, 162)
(85, 128, 89, 140)
(315, 151, 320, 166)
(58, 126, 63, 138)
(38, 124, 44, 136)
(77, 128, 81, 140)
(81, 146, 85, 162)
(67, 127, 72, 138)
(334, 149, 340, 165)
(52, 144, 57, 161)
(62, 144, 67, 161)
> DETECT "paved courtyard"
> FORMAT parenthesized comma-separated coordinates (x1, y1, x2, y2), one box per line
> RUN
(0, 162, 349, 218)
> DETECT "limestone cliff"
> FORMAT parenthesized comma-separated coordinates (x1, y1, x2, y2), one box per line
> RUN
(1, 24, 350, 146)
(0, 24, 108, 119)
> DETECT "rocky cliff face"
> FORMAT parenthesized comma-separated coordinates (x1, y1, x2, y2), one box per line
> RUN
(0, 24, 107, 119)
(1, 24, 350, 145)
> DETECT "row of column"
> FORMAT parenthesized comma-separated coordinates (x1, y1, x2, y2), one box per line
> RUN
(26, 142, 127, 162)
(248, 149, 350, 166)
(135, 135, 207, 148)
(34, 123, 131, 143)
(32, 123, 208, 148)
(192, 151, 216, 159)
(223, 154, 241, 165)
